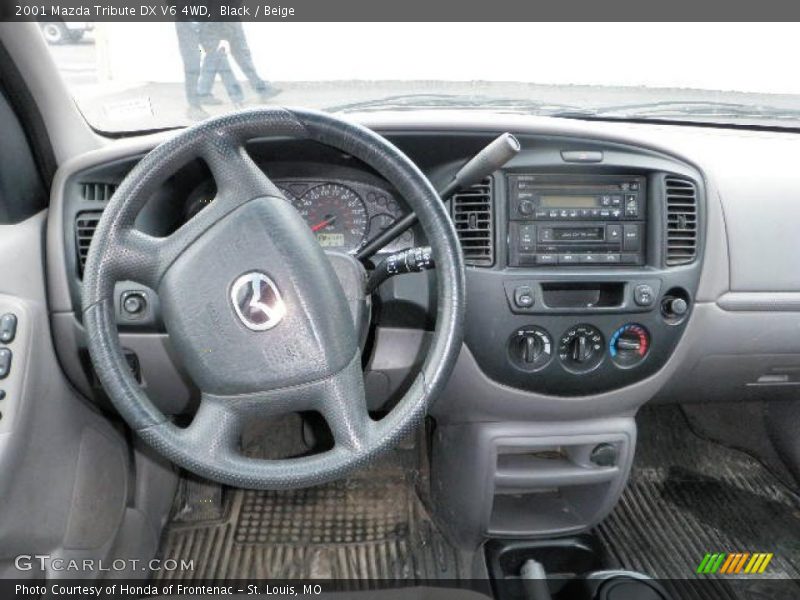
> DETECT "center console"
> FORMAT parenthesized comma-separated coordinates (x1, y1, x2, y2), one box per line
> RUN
(431, 135, 705, 547)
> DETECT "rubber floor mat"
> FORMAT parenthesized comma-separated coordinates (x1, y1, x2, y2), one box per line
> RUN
(155, 452, 464, 581)
(595, 406, 800, 600)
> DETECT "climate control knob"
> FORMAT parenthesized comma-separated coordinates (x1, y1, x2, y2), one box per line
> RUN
(558, 324, 605, 373)
(610, 323, 650, 367)
(509, 326, 553, 371)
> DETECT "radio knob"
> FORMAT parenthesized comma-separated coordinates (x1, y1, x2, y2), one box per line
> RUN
(519, 200, 534, 215)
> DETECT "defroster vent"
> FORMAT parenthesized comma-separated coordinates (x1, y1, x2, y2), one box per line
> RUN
(451, 178, 494, 266)
(664, 176, 698, 266)
(75, 211, 103, 276)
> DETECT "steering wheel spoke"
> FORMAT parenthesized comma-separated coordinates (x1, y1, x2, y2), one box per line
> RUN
(105, 228, 164, 289)
(178, 358, 370, 466)
(177, 395, 243, 458)
(113, 183, 281, 292)
(200, 132, 278, 201)
(314, 355, 373, 453)
(107, 203, 233, 290)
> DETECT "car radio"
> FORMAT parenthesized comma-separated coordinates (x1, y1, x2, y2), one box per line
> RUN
(508, 174, 646, 266)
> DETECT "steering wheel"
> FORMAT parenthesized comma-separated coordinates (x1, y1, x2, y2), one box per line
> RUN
(82, 108, 465, 489)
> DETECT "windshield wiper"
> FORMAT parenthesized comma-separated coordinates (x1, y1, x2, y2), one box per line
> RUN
(587, 99, 800, 123)
(328, 94, 800, 127)
(327, 93, 583, 116)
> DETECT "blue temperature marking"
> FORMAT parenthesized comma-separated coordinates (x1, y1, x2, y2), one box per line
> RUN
(609, 327, 623, 357)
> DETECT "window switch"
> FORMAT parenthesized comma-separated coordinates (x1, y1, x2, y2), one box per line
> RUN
(0, 348, 11, 379)
(0, 313, 17, 344)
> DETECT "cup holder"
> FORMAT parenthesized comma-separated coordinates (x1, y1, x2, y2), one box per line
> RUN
(589, 575, 669, 600)
(487, 537, 673, 600)
(487, 536, 604, 599)
(585, 573, 672, 600)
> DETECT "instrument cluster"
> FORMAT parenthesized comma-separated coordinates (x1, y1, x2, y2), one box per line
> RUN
(184, 178, 414, 254)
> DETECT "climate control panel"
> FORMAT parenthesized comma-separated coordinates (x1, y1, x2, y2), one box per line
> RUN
(464, 268, 696, 395)
(506, 321, 654, 381)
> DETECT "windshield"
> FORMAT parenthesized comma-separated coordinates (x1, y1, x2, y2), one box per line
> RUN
(45, 22, 800, 132)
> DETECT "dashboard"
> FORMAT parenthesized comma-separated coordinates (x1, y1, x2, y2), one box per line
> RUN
(44, 116, 800, 425)
(54, 132, 704, 403)
(56, 132, 703, 397)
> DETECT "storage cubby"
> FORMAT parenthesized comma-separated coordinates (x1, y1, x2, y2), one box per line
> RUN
(488, 440, 627, 537)
(431, 419, 636, 547)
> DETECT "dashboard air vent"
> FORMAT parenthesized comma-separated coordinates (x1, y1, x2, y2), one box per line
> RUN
(451, 178, 494, 266)
(75, 211, 103, 276)
(81, 182, 117, 202)
(664, 176, 698, 266)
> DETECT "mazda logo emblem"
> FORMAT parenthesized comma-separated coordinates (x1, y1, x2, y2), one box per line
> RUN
(230, 272, 286, 331)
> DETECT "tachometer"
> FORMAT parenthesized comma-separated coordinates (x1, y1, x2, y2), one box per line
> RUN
(184, 184, 293, 221)
(293, 184, 368, 252)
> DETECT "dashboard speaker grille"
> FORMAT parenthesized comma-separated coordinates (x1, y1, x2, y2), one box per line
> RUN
(664, 176, 698, 266)
(80, 182, 117, 202)
(451, 177, 494, 266)
(75, 211, 103, 276)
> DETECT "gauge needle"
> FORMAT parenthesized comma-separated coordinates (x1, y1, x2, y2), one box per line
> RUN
(311, 215, 336, 232)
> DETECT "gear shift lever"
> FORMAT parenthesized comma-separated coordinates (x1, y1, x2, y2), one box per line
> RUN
(521, 559, 553, 600)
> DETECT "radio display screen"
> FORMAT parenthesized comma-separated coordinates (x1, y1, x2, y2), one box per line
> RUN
(540, 195, 599, 208)
(553, 227, 605, 241)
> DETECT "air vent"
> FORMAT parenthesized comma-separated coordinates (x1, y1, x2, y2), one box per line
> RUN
(664, 176, 698, 266)
(451, 178, 494, 266)
(80, 182, 117, 202)
(75, 211, 103, 276)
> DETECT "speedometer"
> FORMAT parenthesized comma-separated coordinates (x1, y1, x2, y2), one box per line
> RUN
(293, 184, 368, 252)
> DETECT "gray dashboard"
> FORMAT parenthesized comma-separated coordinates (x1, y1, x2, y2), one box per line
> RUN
(44, 114, 800, 426)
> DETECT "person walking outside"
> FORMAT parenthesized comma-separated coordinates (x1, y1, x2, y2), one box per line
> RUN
(197, 22, 245, 108)
(174, 21, 209, 119)
(200, 21, 279, 104)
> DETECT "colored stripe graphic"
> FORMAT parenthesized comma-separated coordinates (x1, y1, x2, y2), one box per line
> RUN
(719, 553, 737, 574)
(758, 554, 774, 573)
(701, 553, 727, 574)
(733, 552, 750, 573)
(745, 554, 761, 573)
(697, 552, 772, 575)
(711, 554, 726, 573)
(697, 554, 713, 574)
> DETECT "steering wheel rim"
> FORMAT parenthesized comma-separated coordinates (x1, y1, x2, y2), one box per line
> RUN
(82, 107, 466, 489)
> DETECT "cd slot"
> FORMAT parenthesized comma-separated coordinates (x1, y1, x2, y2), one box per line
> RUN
(541, 226, 605, 243)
